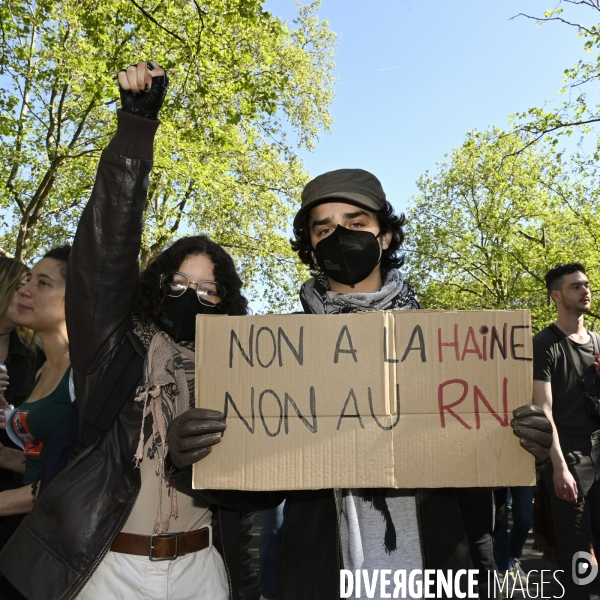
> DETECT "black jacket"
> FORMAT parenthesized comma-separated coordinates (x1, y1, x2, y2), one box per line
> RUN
(0, 111, 254, 600)
(203, 483, 472, 599)
(278, 488, 471, 599)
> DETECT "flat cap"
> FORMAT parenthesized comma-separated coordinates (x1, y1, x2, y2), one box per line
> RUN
(293, 168, 387, 230)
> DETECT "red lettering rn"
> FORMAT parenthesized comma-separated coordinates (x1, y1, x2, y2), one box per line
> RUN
(438, 377, 510, 430)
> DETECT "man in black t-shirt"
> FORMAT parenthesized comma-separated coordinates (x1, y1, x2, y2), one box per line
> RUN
(533, 262, 600, 599)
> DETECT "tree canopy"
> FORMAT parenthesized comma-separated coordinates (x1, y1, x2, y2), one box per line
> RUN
(405, 1, 600, 330)
(405, 128, 600, 331)
(511, 1, 600, 156)
(0, 0, 336, 311)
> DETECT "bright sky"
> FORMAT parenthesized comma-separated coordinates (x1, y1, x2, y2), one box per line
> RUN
(264, 0, 589, 215)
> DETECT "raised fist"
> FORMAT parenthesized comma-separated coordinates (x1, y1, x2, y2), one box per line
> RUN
(117, 61, 169, 120)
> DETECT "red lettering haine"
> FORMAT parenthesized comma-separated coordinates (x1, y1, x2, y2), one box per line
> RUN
(461, 326, 484, 361)
(438, 324, 460, 363)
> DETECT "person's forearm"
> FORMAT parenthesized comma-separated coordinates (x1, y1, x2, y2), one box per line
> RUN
(532, 382, 565, 468)
(0, 486, 35, 516)
(549, 436, 567, 469)
(0, 447, 25, 473)
(540, 405, 566, 469)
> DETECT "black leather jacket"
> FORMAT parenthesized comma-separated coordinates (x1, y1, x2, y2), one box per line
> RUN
(0, 111, 255, 600)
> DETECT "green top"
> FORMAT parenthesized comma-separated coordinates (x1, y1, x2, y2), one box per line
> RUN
(10, 367, 72, 485)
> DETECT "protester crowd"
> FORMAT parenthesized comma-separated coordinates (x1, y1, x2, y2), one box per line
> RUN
(0, 61, 595, 600)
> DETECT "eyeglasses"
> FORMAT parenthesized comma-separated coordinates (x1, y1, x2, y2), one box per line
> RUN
(160, 272, 223, 306)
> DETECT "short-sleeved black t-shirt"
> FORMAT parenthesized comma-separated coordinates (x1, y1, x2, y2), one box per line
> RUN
(533, 325, 600, 438)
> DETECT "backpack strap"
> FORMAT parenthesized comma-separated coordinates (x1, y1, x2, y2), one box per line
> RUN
(590, 331, 600, 357)
(548, 323, 596, 392)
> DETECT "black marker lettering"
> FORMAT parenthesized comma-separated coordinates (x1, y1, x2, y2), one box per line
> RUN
(229, 325, 254, 368)
(334, 325, 358, 364)
(490, 324, 507, 360)
(337, 388, 364, 430)
(223, 389, 255, 433)
(401, 325, 427, 363)
(284, 388, 317, 433)
(368, 384, 401, 430)
(259, 390, 283, 437)
(278, 326, 304, 367)
(510, 325, 532, 361)
(383, 327, 399, 364)
(256, 327, 277, 368)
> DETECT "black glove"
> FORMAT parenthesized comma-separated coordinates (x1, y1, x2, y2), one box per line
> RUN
(118, 61, 169, 120)
(510, 404, 553, 461)
(167, 408, 226, 470)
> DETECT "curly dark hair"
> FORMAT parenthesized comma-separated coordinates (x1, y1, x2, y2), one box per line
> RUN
(132, 236, 248, 322)
(290, 200, 406, 276)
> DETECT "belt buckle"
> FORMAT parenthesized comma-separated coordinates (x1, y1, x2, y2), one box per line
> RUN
(149, 532, 179, 561)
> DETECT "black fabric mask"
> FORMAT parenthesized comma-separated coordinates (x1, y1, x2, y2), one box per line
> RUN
(156, 288, 220, 342)
(314, 225, 382, 287)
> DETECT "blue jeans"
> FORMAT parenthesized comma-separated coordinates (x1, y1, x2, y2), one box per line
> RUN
(493, 486, 533, 571)
(259, 501, 285, 599)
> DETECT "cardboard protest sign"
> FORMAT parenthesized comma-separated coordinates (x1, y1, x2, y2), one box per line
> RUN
(193, 310, 535, 490)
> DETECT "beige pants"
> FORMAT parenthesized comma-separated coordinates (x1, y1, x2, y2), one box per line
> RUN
(76, 539, 229, 600)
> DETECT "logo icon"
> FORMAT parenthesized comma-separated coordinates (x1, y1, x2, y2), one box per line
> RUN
(573, 551, 598, 586)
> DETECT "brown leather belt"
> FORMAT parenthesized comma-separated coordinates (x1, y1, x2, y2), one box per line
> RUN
(110, 522, 215, 561)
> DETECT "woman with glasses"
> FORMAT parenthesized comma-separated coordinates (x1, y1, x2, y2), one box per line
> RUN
(0, 61, 260, 600)
(134, 239, 247, 343)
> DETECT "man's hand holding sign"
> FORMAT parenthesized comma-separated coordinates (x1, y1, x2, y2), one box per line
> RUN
(511, 404, 553, 461)
(168, 409, 226, 469)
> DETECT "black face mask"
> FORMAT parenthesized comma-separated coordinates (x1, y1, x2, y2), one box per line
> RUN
(156, 288, 220, 342)
(314, 225, 382, 287)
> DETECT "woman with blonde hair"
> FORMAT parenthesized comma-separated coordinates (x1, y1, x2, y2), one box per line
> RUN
(0, 256, 39, 372)
(0, 256, 43, 549)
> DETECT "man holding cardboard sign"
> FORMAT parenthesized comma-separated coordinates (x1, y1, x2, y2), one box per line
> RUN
(288, 169, 472, 599)
(169, 168, 553, 599)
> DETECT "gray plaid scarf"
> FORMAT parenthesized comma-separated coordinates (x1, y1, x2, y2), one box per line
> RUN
(300, 269, 419, 315)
